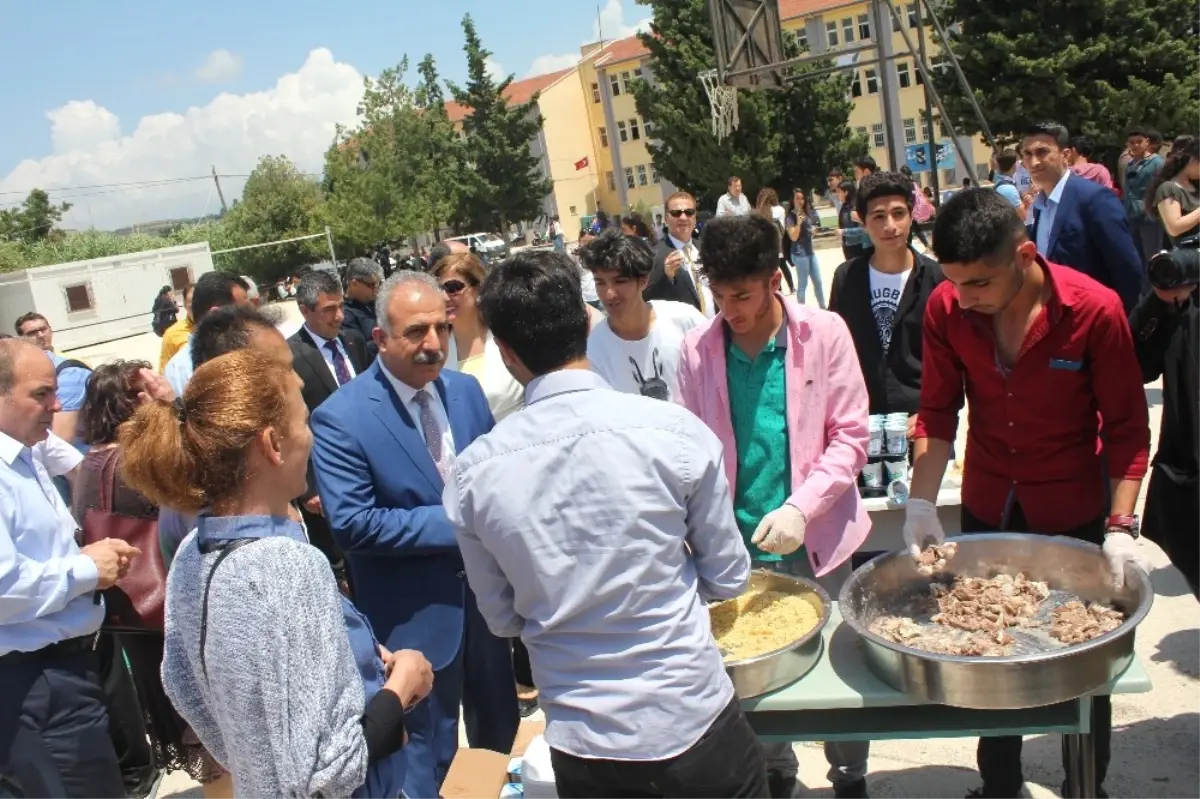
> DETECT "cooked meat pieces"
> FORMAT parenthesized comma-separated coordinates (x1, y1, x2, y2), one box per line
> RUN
(869, 614, 1015, 656)
(1050, 601, 1124, 645)
(929, 573, 1049, 633)
(916, 542, 959, 576)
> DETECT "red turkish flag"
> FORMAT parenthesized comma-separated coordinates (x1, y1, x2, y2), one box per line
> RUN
(574, 156, 589, 170)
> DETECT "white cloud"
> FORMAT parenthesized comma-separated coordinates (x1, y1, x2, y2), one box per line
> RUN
(195, 49, 244, 84)
(0, 48, 363, 231)
(485, 56, 507, 82)
(524, 0, 651, 77)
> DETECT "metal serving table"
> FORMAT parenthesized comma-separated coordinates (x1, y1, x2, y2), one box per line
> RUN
(739, 604, 1152, 799)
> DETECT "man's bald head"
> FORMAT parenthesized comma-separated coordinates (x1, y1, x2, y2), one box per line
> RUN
(0, 338, 42, 395)
(0, 338, 59, 446)
(428, 239, 470, 273)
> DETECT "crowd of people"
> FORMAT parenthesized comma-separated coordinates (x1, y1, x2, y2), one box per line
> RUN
(0, 119, 1195, 799)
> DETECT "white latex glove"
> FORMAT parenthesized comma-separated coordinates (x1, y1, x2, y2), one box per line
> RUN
(903, 498, 945, 561)
(751, 505, 807, 555)
(1103, 532, 1147, 589)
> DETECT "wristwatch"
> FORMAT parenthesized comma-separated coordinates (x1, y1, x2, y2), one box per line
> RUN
(1104, 514, 1140, 538)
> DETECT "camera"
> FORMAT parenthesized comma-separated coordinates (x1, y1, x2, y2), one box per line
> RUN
(1148, 237, 1200, 291)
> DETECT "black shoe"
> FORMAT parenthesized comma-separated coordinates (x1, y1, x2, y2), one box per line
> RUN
(834, 778, 869, 798)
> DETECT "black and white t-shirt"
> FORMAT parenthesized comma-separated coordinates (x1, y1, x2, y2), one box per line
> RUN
(868, 266, 911, 354)
(587, 300, 706, 401)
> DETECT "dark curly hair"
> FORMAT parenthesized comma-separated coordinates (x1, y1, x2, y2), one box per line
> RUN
(931, 188, 1027, 266)
(81, 360, 151, 445)
(697, 215, 780, 284)
(854, 170, 915, 220)
(578, 228, 655, 279)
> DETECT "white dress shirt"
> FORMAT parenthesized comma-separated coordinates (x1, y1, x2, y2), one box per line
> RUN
(163, 335, 195, 395)
(0, 431, 102, 656)
(667, 234, 715, 319)
(378, 363, 456, 475)
(1033, 169, 1072, 255)
(444, 369, 750, 762)
(304, 325, 358, 384)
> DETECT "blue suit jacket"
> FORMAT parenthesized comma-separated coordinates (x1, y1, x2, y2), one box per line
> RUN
(1030, 171, 1144, 313)
(309, 361, 495, 671)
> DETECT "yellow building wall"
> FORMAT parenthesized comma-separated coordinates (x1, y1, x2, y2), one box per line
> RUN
(538, 75, 600, 233)
(603, 56, 667, 214)
(576, 57, 621, 212)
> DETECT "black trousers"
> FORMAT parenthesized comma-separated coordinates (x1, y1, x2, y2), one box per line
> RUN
(97, 632, 158, 796)
(549, 697, 769, 798)
(961, 503, 1111, 797)
(0, 646, 124, 798)
(777, 256, 796, 293)
(513, 638, 535, 688)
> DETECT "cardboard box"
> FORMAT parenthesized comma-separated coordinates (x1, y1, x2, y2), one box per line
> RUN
(442, 720, 546, 798)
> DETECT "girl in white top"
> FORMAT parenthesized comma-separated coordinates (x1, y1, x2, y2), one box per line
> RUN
(435, 253, 524, 422)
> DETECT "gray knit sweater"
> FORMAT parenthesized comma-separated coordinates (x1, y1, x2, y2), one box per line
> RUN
(162, 531, 370, 797)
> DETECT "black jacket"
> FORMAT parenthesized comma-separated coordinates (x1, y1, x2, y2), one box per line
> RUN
(341, 297, 379, 363)
(829, 248, 944, 415)
(1130, 289, 1198, 584)
(643, 238, 703, 312)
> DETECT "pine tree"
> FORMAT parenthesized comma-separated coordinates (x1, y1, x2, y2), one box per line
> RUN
(933, 0, 1199, 155)
(448, 14, 552, 234)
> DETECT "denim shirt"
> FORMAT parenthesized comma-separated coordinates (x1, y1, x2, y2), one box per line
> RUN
(195, 515, 406, 798)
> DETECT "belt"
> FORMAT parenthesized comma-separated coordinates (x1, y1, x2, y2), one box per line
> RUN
(0, 633, 100, 666)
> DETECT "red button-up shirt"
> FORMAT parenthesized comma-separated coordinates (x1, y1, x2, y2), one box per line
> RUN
(914, 258, 1150, 533)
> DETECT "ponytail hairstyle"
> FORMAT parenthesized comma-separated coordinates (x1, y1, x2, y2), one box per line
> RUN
(1144, 136, 1198, 219)
(755, 187, 780, 221)
(119, 349, 297, 513)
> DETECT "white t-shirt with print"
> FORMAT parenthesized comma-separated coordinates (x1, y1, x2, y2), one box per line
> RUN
(868, 265, 911, 354)
(587, 300, 706, 401)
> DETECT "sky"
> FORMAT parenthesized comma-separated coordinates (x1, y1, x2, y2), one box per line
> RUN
(0, 0, 651, 231)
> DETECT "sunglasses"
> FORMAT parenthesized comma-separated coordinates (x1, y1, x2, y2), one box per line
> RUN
(667, 208, 697, 218)
(440, 279, 470, 296)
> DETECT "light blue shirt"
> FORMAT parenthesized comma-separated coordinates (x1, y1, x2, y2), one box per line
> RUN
(0, 431, 102, 656)
(444, 369, 750, 761)
(1033, 169, 1072, 255)
(164, 335, 195, 395)
(47, 352, 89, 412)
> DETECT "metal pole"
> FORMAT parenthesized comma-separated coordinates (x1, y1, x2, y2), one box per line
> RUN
(918, 0, 998, 154)
(325, 225, 337, 266)
(880, 0, 974, 186)
(211, 165, 228, 214)
(872, 0, 905, 171)
(723, 41, 879, 81)
(915, 2, 940, 205)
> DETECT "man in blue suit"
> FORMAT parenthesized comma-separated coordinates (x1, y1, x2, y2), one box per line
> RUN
(1021, 121, 1145, 312)
(310, 269, 519, 798)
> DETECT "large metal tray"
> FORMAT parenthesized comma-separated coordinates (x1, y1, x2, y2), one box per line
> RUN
(838, 533, 1154, 709)
(720, 570, 831, 699)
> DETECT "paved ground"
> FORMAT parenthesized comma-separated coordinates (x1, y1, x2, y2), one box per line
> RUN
(69, 251, 1197, 799)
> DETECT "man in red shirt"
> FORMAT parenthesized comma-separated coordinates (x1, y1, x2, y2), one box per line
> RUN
(903, 189, 1150, 799)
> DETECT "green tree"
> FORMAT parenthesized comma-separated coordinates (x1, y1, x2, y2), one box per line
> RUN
(632, 0, 861, 208)
(219, 155, 327, 281)
(448, 14, 552, 234)
(0, 189, 73, 244)
(414, 54, 467, 241)
(933, 0, 1199, 155)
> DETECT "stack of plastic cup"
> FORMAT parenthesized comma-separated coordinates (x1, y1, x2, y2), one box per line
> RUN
(883, 413, 911, 504)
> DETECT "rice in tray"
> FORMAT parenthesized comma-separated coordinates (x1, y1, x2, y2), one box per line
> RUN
(710, 589, 820, 662)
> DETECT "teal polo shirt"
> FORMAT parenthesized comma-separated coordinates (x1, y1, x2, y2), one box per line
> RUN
(726, 324, 803, 564)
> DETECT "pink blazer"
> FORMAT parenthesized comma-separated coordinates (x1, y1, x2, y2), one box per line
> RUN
(676, 295, 872, 577)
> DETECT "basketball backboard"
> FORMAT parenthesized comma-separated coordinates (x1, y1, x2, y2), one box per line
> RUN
(709, 0, 786, 90)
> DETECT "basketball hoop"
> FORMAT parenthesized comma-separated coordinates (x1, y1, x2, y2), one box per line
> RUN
(699, 70, 739, 142)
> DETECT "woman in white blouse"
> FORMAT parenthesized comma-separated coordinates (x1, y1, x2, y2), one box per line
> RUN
(435, 253, 524, 422)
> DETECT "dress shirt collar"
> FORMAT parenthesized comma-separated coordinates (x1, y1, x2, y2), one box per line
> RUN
(1032, 169, 1071, 212)
(379, 360, 435, 407)
(524, 369, 611, 406)
(0, 430, 25, 467)
(667, 233, 694, 251)
(304, 324, 336, 349)
(196, 513, 306, 549)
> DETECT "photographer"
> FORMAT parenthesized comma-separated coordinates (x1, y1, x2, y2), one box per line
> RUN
(1130, 243, 1199, 597)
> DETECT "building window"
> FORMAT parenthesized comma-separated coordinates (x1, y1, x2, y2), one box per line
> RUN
(856, 126, 869, 140)
(793, 28, 808, 51)
(826, 20, 839, 47)
(606, 171, 616, 191)
(629, 118, 641, 140)
(842, 17, 855, 43)
(569, 205, 577, 215)
(858, 14, 871, 40)
(903, 117, 917, 144)
(169, 266, 192, 290)
(617, 121, 628, 142)
(907, 2, 919, 27)
(609, 73, 621, 96)
(624, 167, 635, 189)
(637, 164, 648, 186)
(851, 71, 862, 97)
(644, 119, 655, 138)
(633, 67, 644, 80)
(64, 282, 94, 313)
(897, 61, 912, 89)
(651, 165, 660, 183)
(865, 68, 879, 94)
(591, 82, 601, 103)
(893, 10, 902, 31)
(872, 123, 885, 148)
(599, 126, 608, 147)
(938, 117, 952, 138)
(621, 71, 632, 93)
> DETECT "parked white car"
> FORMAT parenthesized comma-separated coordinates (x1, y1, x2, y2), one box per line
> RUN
(444, 232, 509, 259)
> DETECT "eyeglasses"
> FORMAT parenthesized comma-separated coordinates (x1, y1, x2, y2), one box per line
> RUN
(440, 279, 470, 296)
(667, 208, 697, 218)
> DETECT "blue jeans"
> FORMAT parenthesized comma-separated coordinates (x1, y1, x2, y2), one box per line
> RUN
(790, 247, 825, 308)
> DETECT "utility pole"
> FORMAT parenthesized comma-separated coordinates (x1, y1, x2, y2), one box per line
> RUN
(915, 3, 940, 205)
(872, 0, 905, 171)
(211, 165, 229, 215)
